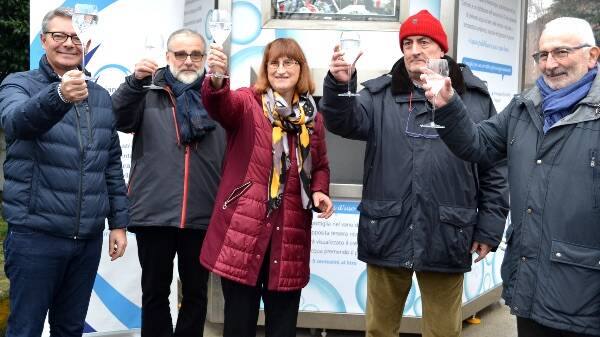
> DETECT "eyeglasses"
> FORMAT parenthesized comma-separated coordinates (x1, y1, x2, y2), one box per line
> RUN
(267, 59, 300, 70)
(531, 44, 590, 64)
(45, 32, 82, 45)
(171, 50, 205, 62)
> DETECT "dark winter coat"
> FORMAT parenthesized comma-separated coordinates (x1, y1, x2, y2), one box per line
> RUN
(0, 56, 129, 239)
(436, 66, 600, 335)
(319, 57, 509, 273)
(111, 69, 225, 230)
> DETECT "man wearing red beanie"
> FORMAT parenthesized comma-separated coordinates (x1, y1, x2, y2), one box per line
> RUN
(319, 9, 508, 337)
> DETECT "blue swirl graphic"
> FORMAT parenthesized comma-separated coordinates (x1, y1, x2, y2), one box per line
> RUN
(355, 268, 367, 312)
(93, 274, 141, 329)
(356, 268, 417, 314)
(232, 1, 262, 44)
(301, 273, 346, 312)
(231, 46, 266, 73)
(464, 261, 485, 300)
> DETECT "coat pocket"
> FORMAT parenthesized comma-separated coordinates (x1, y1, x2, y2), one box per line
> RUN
(357, 199, 405, 258)
(28, 163, 40, 213)
(432, 205, 477, 267)
(544, 240, 600, 318)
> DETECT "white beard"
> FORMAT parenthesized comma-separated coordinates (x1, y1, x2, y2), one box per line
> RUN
(168, 63, 205, 84)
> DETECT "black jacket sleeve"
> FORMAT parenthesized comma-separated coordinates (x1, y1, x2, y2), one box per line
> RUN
(318, 71, 372, 141)
(437, 93, 512, 248)
(111, 75, 150, 133)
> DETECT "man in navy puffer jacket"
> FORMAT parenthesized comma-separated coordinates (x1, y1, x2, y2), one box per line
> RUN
(0, 7, 129, 337)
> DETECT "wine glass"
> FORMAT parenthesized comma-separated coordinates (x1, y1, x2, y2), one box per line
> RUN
(420, 58, 449, 129)
(72, 3, 98, 80)
(338, 31, 361, 97)
(143, 34, 164, 90)
(207, 9, 232, 78)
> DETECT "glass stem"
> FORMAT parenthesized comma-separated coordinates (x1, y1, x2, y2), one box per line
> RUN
(431, 94, 437, 123)
(347, 64, 352, 94)
(81, 44, 86, 73)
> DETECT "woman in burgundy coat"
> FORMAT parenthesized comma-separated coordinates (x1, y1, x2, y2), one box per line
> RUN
(200, 38, 333, 337)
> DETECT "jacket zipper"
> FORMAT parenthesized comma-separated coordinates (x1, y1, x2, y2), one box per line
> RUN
(164, 88, 181, 145)
(223, 181, 253, 210)
(74, 104, 84, 239)
(84, 102, 93, 143)
(592, 150, 598, 209)
(179, 145, 191, 228)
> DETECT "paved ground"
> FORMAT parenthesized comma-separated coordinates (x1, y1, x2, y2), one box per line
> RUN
(203, 300, 517, 337)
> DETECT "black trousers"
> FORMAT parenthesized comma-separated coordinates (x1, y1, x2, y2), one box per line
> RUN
(517, 317, 597, 337)
(136, 227, 209, 337)
(220, 249, 301, 337)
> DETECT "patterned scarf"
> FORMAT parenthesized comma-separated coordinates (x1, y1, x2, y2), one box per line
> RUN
(536, 67, 597, 133)
(262, 88, 316, 214)
(164, 67, 216, 144)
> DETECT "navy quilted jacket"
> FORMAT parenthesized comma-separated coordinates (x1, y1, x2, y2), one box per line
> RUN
(0, 56, 129, 239)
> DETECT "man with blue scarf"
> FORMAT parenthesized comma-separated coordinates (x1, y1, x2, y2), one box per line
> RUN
(429, 17, 600, 337)
(112, 29, 225, 337)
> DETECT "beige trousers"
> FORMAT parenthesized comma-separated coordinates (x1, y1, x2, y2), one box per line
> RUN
(365, 264, 464, 337)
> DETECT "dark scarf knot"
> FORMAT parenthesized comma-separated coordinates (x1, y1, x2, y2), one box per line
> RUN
(164, 67, 215, 145)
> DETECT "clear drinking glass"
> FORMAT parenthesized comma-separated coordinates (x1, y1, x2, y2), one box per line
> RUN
(207, 9, 232, 78)
(72, 3, 98, 80)
(143, 33, 164, 90)
(420, 58, 449, 129)
(338, 31, 361, 97)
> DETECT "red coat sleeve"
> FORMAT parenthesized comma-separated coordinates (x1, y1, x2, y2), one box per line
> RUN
(309, 112, 330, 196)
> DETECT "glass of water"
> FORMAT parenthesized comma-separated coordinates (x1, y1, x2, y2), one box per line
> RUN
(338, 31, 361, 97)
(207, 9, 232, 78)
(72, 3, 98, 80)
(420, 58, 449, 129)
(143, 33, 164, 90)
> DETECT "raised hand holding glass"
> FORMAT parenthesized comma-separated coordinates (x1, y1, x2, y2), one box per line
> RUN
(338, 31, 361, 97)
(207, 10, 232, 78)
(420, 58, 449, 129)
(143, 33, 165, 90)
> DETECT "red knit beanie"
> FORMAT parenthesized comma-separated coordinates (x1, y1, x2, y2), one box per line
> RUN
(399, 10, 448, 53)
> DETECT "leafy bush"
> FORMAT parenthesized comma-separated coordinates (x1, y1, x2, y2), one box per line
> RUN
(0, 0, 29, 83)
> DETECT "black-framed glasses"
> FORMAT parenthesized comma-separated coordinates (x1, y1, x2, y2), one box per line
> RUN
(532, 44, 590, 64)
(267, 59, 300, 70)
(45, 32, 82, 45)
(171, 50, 205, 62)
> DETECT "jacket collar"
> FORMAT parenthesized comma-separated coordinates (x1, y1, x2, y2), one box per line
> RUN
(38, 55, 92, 82)
(520, 65, 600, 127)
(39, 55, 61, 83)
(390, 55, 467, 96)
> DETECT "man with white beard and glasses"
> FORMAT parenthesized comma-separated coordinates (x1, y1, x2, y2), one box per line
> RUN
(112, 28, 225, 337)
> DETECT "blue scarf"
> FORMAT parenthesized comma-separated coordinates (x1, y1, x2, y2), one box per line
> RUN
(536, 67, 597, 133)
(164, 67, 216, 144)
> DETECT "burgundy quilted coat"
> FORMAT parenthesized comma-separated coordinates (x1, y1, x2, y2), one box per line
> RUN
(199, 79, 330, 291)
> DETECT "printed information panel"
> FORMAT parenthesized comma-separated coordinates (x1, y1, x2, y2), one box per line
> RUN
(301, 200, 505, 316)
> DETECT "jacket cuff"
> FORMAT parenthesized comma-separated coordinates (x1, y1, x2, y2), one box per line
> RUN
(325, 70, 357, 93)
(127, 74, 151, 90)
